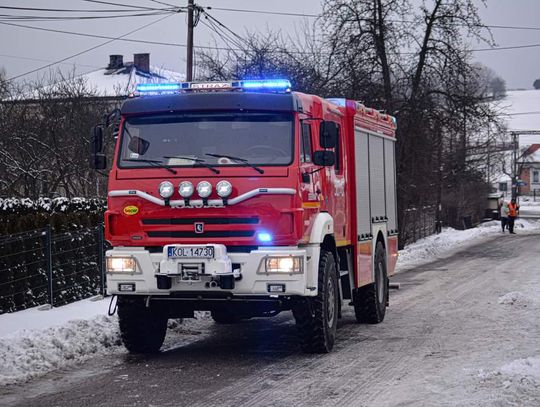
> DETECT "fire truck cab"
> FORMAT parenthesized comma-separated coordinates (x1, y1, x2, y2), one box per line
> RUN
(91, 79, 398, 354)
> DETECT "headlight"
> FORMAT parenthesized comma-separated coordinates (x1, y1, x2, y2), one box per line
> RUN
(265, 256, 303, 273)
(106, 257, 136, 273)
(178, 181, 194, 198)
(216, 180, 232, 198)
(197, 181, 212, 198)
(158, 181, 174, 199)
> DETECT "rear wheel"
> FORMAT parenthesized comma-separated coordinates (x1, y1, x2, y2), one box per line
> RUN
(353, 241, 388, 323)
(293, 249, 339, 353)
(117, 296, 168, 354)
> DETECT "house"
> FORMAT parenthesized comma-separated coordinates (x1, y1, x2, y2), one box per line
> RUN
(0, 53, 184, 199)
(80, 53, 184, 97)
(519, 144, 540, 195)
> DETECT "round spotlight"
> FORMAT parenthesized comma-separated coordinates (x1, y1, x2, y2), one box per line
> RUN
(196, 181, 212, 198)
(158, 181, 174, 199)
(178, 181, 194, 198)
(216, 180, 232, 198)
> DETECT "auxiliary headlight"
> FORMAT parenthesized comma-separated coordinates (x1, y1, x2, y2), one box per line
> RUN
(216, 180, 232, 198)
(265, 256, 303, 274)
(197, 181, 212, 198)
(106, 257, 136, 273)
(178, 181, 194, 198)
(158, 181, 174, 199)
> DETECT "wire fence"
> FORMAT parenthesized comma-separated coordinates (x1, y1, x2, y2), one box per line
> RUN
(0, 225, 107, 314)
(399, 205, 439, 248)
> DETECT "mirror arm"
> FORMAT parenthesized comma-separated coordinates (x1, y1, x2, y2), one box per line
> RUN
(308, 167, 325, 175)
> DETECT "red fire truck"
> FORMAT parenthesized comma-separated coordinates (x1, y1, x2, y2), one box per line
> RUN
(90, 79, 398, 354)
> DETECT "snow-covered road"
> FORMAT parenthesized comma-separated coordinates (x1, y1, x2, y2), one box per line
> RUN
(1, 225, 540, 406)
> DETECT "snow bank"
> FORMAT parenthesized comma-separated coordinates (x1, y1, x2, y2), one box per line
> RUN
(498, 291, 533, 306)
(0, 298, 212, 386)
(397, 219, 540, 271)
(479, 357, 540, 403)
(0, 315, 121, 386)
(0, 297, 121, 386)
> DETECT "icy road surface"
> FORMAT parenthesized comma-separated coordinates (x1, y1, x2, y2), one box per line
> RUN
(2, 232, 540, 406)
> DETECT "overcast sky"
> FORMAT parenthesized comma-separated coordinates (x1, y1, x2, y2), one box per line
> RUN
(1, 0, 540, 89)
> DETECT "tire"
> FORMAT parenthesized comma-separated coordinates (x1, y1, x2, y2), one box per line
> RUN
(353, 241, 388, 324)
(211, 309, 242, 324)
(293, 249, 339, 353)
(117, 296, 168, 354)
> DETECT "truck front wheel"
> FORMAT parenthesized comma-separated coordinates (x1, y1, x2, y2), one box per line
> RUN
(117, 296, 168, 354)
(293, 249, 339, 353)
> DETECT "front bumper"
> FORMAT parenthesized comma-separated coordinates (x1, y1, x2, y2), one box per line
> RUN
(106, 244, 320, 297)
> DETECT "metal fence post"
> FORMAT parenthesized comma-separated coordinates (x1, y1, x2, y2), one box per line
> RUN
(98, 224, 106, 297)
(44, 225, 53, 307)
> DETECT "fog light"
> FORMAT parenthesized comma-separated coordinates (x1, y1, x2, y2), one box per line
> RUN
(106, 257, 136, 273)
(216, 180, 232, 198)
(265, 256, 302, 273)
(197, 181, 212, 198)
(158, 181, 174, 199)
(179, 181, 194, 198)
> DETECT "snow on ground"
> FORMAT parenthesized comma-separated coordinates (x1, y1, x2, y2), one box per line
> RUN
(1, 219, 540, 387)
(0, 297, 211, 386)
(396, 218, 540, 271)
(479, 357, 540, 403)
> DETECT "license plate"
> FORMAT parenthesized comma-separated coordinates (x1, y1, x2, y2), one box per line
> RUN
(167, 246, 214, 259)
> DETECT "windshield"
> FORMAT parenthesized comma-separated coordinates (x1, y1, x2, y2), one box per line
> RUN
(118, 112, 294, 168)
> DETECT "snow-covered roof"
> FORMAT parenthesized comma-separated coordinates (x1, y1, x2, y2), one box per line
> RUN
(523, 145, 540, 163)
(80, 63, 185, 97)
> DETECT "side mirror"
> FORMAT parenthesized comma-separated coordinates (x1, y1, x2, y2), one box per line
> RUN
(319, 121, 338, 149)
(90, 126, 104, 154)
(128, 136, 150, 155)
(90, 153, 107, 170)
(313, 150, 335, 166)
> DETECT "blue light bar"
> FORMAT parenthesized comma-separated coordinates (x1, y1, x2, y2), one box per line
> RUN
(135, 79, 292, 95)
(136, 83, 183, 93)
(240, 79, 291, 92)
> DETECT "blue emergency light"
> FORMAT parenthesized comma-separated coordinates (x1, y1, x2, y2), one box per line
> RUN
(135, 79, 291, 94)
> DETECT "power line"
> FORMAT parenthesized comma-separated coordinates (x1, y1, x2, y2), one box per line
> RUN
(7, 13, 175, 81)
(0, 5, 167, 13)
(0, 20, 246, 53)
(78, 0, 162, 11)
(505, 111, 540, 116)
(0, 53, 101, 69)
(472, 43, 540, 52)
(0, 11, 175, 22)
(204, 6, 319, 18)
(204, 5, 540, 33)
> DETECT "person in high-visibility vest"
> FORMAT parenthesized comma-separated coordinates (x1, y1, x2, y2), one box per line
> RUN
(500, 200, 509, 233)
(507, 198, 520, 234)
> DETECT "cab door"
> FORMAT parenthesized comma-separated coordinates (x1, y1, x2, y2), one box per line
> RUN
(299, 120, 321, 242)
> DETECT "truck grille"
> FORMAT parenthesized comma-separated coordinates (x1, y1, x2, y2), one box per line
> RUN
(147, 230, 255, 238)
(142, 217, 259, 225)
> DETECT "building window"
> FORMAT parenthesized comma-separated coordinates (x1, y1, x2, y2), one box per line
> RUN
(499, 182, 507, 192)
(533, 169, 539, 183)
(300, 123, 312, 163)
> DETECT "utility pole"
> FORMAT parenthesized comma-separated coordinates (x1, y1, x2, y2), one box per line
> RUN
(511, 131, 518, 200)
(186, 0, 194, 82)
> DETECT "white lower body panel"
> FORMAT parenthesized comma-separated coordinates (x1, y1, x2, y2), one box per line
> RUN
(106, 245, 320, 297)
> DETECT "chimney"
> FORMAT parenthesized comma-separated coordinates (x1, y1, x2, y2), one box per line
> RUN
(108, 54, 123, 69)
(133, 53, 150, 72)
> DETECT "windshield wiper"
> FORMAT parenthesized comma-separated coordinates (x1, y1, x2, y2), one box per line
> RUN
(163, 155, 220, 174)
(124, 158, 177, 174)
(205, 153, 264, 174)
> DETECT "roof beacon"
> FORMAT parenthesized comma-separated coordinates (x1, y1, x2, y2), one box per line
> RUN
(135, 79, 291, 95)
